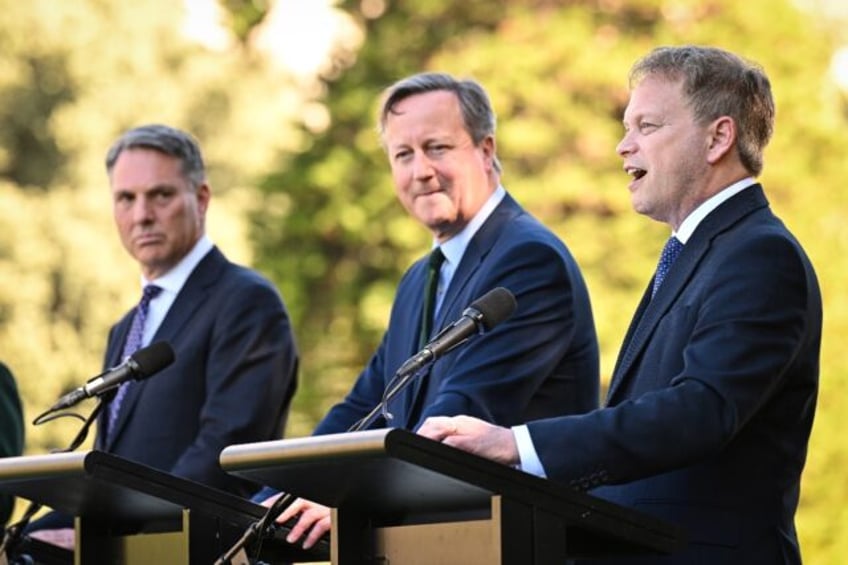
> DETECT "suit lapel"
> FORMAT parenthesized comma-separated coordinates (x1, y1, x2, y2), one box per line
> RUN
(606, 185, 770, 403)
(606, 240, 701, 401)
(402, 195, 524, 427)
(434, 195, 523, 331)
(105, 247, 227, 448)
(98, 316, 133, 448)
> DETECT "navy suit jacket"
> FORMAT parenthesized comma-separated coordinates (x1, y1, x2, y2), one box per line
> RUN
(95, 247, 298, 497)
(0, 362, 23, 524)
(527, 185, 821, 564)
(315, 192, 599, 435)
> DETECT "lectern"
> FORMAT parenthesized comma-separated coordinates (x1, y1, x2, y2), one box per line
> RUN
(0, 450, 328, 564)
(221, 428, 686, 564)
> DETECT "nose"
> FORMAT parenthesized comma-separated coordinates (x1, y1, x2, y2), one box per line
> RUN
(411, 151, 435, 180)
(616, 130, 636, 157)
(131, 195, 155, 223)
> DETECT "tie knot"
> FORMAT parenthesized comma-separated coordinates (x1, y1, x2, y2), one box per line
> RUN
(660, 236, 684, 264)
(428, 247, 445, 270)
(140, 284, 163, 307)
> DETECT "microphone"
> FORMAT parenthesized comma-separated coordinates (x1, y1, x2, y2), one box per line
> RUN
(214, 289, 516, 564)
(395, 286, 517, 378)
(48, 341, 175, 411)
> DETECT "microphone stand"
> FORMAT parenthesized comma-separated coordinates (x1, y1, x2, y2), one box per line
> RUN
(0, 401, 104, 561)
(214, 360, 435, 565)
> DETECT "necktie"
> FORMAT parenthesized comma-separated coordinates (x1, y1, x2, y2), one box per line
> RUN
(106, 284, 162, 438)
(652, 236, 684, 298)
(420, 248, 445, 348)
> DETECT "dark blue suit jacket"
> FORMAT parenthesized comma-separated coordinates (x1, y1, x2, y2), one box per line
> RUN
(95, 247, 298, 497)
(315, 193, 599, 434)
(527, 185, 821, 564)
(0, 362, 23, 524)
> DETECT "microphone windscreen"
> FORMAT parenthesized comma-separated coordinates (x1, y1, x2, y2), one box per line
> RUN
(131, 341, 176, 377)
(470, 287, 517, 331)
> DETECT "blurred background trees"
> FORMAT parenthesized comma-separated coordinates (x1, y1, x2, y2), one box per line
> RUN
(1, 0, 845, 560)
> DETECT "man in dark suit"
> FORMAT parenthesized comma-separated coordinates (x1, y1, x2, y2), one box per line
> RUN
(0, 362, 24, 525)
(263, 72, 600, 549)
(27, 124, 298, 547)
(419, 46, 822, 564)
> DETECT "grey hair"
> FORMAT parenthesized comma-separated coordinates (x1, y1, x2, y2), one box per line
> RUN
(378, 72, 502, 173)
(105, 124, 206, 188)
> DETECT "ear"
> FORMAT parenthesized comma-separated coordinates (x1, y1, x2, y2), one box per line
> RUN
(480, 135, 496, 172)
(706, 116, 736, 165)
(196, 182, 211, 215)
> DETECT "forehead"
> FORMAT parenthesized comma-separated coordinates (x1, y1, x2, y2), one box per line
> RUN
(110, 148, 186, 189)
(624, 75, 688, 120)
(383, 90, 465, 140)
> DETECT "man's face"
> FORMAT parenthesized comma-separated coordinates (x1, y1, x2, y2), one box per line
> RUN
(383, 90, 496, 242)
(617, 76, 712, 230)
(110, 148, 209, 279)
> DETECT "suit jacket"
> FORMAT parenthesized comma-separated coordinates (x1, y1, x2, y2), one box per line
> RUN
(527, 185, 821, 564)
(315, 192, 599, 435)
(0, 361, 24, 524)
(95, 247, 298, 497)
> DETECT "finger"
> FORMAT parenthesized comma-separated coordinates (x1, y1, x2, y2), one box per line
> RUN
(286, 510, 314, 543)
(417, 416, 454, 440)
(29, 528, 76, 550)
(303, 514, 332, 549)
(277, 497, 306, 524)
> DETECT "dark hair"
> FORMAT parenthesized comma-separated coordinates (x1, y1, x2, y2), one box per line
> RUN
(105, 124, 206, 188)
(630, 45, 775, 176)
(378, 72, 502, 173)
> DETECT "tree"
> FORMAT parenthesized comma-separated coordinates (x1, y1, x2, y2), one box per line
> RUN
(251, 0, 848, 560)
(0, 0, 308, 455)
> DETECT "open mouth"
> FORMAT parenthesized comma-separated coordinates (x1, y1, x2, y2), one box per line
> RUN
(625, 166, 647, 180)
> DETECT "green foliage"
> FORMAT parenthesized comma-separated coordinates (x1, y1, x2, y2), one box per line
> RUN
(0, 0, 307, 457)
(251, 0, 848, 561)
(220, 0, 271, 41)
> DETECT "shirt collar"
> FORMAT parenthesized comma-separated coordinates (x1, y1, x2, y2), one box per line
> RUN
(675, 177, 756, 244)
(141, 234, 214, 294)
(438, 185, 506, 267)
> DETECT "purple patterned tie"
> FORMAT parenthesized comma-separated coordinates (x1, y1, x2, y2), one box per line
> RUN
(106, 284, 162, 439)
(652, 236, 684, 298)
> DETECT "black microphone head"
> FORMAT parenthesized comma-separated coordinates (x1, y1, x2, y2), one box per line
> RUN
(130, 341, 175, 378)
(469, 287, 517, 331)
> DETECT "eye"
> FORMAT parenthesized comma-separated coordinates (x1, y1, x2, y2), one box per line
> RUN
(114, 192, 134, 205)
(427, 143, 449, 156)
(639, 121, 659, 133)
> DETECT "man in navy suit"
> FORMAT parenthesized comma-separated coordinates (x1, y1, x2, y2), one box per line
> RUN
(420, 46, 822, 564)
(28, 124, 298, 547)
(0, 362, 24, 525)
(262, 72, 600, 548)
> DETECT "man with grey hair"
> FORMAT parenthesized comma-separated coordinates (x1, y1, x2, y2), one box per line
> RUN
(259, 72, 600, 550)
(27, 123, 299, 548)
(420, 46, 821, 564)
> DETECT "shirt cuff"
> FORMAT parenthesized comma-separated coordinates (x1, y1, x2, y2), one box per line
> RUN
(512, 424, 546, 478)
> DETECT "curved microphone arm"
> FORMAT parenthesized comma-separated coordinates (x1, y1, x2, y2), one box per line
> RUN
(0, 401, 104, 559)
(215, 288, 517, 564)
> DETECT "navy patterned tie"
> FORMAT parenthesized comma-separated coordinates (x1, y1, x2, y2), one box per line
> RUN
(106, 284, 162, 439)
(652, 236, 684, 298)
(420, 248, 445, 349)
